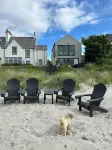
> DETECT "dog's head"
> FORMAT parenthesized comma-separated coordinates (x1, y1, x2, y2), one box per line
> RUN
(68, 113, 74, 119)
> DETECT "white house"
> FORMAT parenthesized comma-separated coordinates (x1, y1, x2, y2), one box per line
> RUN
(51, 34, 82, 66)
(0, 29, 47, 66)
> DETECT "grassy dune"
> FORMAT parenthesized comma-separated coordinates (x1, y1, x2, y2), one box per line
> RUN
(0, 65, 112, 91)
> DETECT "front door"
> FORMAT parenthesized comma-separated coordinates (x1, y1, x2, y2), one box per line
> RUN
(74, 59, 78, 65)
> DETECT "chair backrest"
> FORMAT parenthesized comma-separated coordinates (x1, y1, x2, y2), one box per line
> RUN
(91, 83, 107, 106)
(7, 78, 20, 96)
(26, 78, 39, 96)
(62, 79, 75, 96)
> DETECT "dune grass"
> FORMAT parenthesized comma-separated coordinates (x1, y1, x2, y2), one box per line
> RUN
(0, 65, 112, 91)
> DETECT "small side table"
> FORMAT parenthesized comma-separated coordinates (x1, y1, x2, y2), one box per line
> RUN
(44, 89, 54, 104)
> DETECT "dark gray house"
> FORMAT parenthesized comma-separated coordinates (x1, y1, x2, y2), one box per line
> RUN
(51, 35, 81, 66)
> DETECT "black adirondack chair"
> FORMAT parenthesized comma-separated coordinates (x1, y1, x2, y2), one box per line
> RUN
(75, 83, 108, 117)
(54, 79, 75, 106)
(21, 78, 41, 104)
(0, 78, 21, 104)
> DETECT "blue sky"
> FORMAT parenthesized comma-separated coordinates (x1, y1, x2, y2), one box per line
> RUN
(0, 0, 112, 59)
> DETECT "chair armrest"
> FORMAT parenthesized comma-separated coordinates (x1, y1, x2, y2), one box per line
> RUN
(20, 89, 26, 96)
(75, 94, 92, 99)
(69, 91, 74, 96)
(38, 89, 41, 94)
(54, 88, 62, 94)
(18, 89, 23, 94)
(87, 97, 104, 103)
(0, 89, 7, 97)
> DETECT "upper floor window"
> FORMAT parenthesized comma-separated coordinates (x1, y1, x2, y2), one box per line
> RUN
(58, 45, 75, 56)
(12, 47, 17, 55)
(25, 49, 30, 58)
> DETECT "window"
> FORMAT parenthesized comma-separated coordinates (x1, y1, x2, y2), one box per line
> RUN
(69, 59, 74, 65)
(14, 58, 17, 63)
(58, 45, 63, 56)
(69, 45, 75, 56)
(18, 57, 22, 64)
(59, 59, 64, 64)
(12, 47, 17, 55)
(58, 45, 75, 56)
(63, 45, 68, 55)
(58, 45, 63, 50)
(64, 59, 69, 64)
(39, 59, 43, 66)
(25, 49, 30, 58)
(26, 61, 30, 64)
(9, 58, 13, 64)
(5, 58, 9, 63)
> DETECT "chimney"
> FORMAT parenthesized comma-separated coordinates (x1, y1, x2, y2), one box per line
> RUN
(5, 29, 12, 43)
(33, 32, 36, 39)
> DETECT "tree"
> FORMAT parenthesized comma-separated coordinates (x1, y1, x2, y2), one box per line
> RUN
(82, 34, 111, 63)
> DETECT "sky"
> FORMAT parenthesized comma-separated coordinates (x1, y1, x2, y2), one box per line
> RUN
(0, 0, 112, 60)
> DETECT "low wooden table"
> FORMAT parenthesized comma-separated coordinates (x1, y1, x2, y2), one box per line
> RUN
(44, 89, 54, 104)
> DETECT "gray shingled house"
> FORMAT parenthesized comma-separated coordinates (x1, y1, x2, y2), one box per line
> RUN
(51, 35, 82, 66)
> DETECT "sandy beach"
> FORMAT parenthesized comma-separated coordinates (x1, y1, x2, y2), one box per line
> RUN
(0, 84, 112, 150)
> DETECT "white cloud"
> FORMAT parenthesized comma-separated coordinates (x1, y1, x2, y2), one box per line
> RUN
(90, 20, 99, 24)
(0, 0, 109, 36)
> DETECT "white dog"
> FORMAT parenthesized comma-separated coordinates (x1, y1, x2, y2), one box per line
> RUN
(60, 113, 74, 136)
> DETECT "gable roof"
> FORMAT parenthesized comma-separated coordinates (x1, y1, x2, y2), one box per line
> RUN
(0, 37, 35, 49)
(36, 45, 47, 50)
(107, 34, 112, 42)
(54, 34, 81, 44)
(0, 37, 6, 49)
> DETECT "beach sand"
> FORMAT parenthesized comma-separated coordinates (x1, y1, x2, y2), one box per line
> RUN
(0, 84, 112, 150)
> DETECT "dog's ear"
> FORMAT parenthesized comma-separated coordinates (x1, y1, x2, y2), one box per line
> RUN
(69, 113, 74, 118)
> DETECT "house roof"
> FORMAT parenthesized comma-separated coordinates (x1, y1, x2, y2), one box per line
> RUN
(0, 37, 6, 49)
(107, 34, 112, 42)
(36, 45, 47, 50)
(54, 34, 81, 44)
(0, 37, 35, 49)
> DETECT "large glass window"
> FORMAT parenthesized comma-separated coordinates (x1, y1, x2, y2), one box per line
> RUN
(59, 59, 64, 64)
(58, 45, 75, 56)
(59, 58, 74, 65)
(58, 45, 63, 56)
(25, 49, 30, 58)
(69, 59, 74, 65)
(4, 57, 22, 64)
(69, 45, 75, 56)
(12, 47, 17, 55)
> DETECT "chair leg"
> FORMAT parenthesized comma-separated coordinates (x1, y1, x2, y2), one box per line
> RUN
(90, 107, 93, 117)
(23, 99, 25, 104)
(38, 95, 40, 103)
(69, 97, 70, 106)
(44, 95, 46, 104)
(79, 106, 82, 111)
(19, 100, 20, 103)
(52, 95, 53, 104)
(56, 95, 58, 103)
(4, 100, 6, 104)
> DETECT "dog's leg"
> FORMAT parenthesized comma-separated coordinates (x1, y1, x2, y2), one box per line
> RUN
(67, 122, 71, 130)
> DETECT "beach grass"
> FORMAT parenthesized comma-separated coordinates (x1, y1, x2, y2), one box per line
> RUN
(0, 65, 112, 91)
